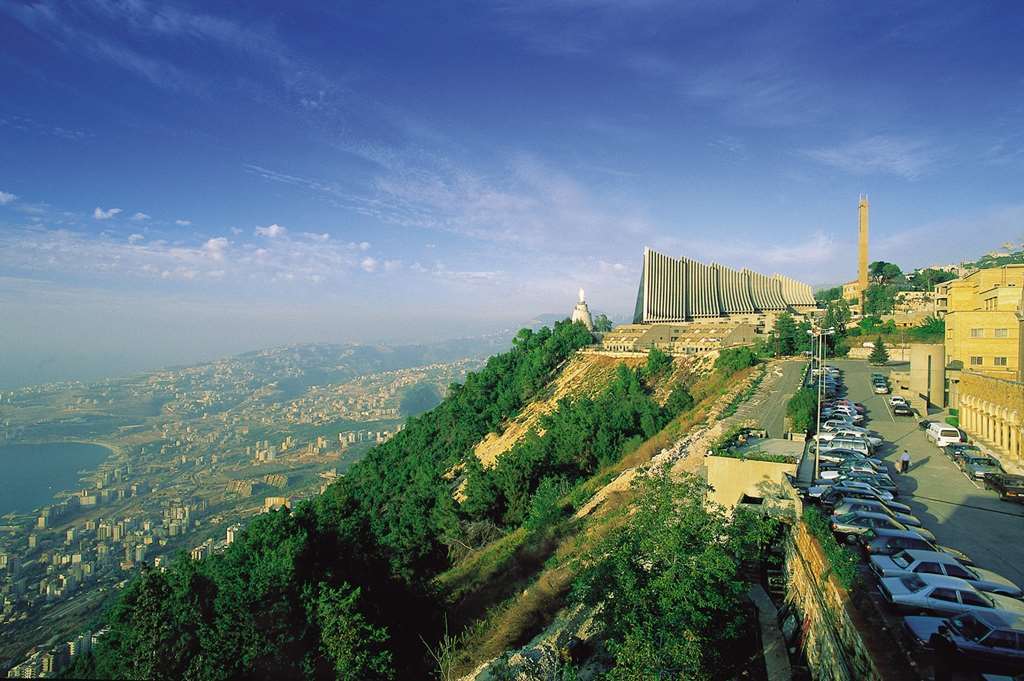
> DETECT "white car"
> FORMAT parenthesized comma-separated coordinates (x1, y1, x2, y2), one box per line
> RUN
(890, 396, 908, 407)
(926, 424, 964, 448)
(808, 479, 894, 502)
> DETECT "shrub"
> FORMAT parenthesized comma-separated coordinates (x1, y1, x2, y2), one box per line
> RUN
(802, 507, 859, 590)
(786, 387, 818, 434)
(714, 346, 758, 376)
(665, 384, 695, 415)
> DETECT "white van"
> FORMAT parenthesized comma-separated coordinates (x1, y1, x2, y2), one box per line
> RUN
(926, 423, 963, 448)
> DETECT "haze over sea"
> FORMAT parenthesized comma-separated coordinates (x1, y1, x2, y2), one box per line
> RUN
(0, 442, 111, 516)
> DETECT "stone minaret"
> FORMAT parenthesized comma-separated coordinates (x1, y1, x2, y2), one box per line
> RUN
(858, 194, 869, 306)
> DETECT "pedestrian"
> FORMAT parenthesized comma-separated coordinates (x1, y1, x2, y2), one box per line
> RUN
(900, 450, 911, 473)
(928, 624, 956, 681)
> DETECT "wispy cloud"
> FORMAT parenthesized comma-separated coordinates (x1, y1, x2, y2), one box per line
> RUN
(175, 219, 192, 226)
(131, 212, 150, 221)
(0, 191, 17, 205)
(254, 223, 286, 238)
(801, 135, 937, 180)
(93, 207, 122, 220)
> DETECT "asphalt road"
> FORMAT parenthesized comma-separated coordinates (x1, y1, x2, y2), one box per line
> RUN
(733, 359, 806, 438)
(831, 358, 1024, 585)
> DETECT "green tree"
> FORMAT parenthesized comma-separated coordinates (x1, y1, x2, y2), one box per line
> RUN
(592, 313, 614, 332)
(823, 299, 851, 337)
(909, 268, 956, 291)
(665, 384, 694, 415)
(772, 313, 799, 356)
(400, 383, 443, 417)
(869, 260, 904, 285)
(316, 583, 394, 680)
(571, 472, 777, 679)
(869, 337, 889, 365)
(814, 286, 843, 304)
(643, 346, 673, 379)
(863, 284, 897, 315)
(714, 347, 757, 375)
(524, 476, 568, 533)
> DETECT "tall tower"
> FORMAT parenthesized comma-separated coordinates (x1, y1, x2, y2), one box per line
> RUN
(858, 194, 869, 306)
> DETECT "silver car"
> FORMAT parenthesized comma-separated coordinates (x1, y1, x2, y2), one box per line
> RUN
(879, 573, 1024, 619)
(832, 500, 921, 527)
(830, 511, 935, 542)
(870, 550, 1021, 597)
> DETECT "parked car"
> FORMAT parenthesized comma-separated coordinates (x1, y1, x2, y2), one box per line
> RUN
(819, 458, 887, 476)
(870, 549, 1022, 597)
(944, 442, 981, 464)
(892, 403, 914, 417)
(818, 429, 883, 448)
(927, 423, 965, 448)
(810, 480, 896, 503)
(829, 471, 898, 494)
(985, 474, 1024, 503)
(819, 437, 871, 456)
(831, 511, 935, 543)
(961, 454, 1005, 480)
(904, 611, 1024, 668)
(877, 573, 1024, 618)
(832, 499, 921, 527)
(819, 487, 910, 512)
(873, 382, 891, 395)
(859, 528, 974, 565)
(890, 396, 908, 406)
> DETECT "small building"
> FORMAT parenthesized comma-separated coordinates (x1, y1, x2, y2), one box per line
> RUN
(706, 436, 801, 515)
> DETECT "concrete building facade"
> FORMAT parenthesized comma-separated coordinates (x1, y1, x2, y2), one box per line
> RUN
(632, 247, 815, 324)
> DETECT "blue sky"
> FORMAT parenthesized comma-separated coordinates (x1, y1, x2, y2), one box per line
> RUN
(2, 1, 1024, 386)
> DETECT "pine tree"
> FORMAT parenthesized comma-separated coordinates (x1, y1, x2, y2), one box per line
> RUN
(869, 336, 889, 365)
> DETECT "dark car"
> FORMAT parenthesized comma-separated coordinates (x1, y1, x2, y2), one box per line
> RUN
(961, 454, 1005, 480)
(944, 442, 981, 464)
(859, 528, 975, 566)
(892, 403, 914, 417)
(904, 611, 1024, 669)
(985, 474, 1024, 503)
(819, 488, 912, 514)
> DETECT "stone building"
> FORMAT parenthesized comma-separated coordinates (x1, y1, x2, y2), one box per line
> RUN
(570, 288, 594, 331)
(958, 371, 1024, 469)
(601, 320, 757, 355)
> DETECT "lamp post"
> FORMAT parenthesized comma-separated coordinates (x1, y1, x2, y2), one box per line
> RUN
(808, 326, 836, 481)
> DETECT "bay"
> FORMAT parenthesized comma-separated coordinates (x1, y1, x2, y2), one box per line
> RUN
(0, 442, 111, 516)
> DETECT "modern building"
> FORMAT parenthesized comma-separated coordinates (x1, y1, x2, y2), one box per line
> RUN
(632, 247, 815, 324)
(570, 287, 594, 331)
(602, 320, 757, 355)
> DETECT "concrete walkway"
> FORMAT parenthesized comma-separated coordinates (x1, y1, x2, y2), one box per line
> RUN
(749, 584, 793, 681)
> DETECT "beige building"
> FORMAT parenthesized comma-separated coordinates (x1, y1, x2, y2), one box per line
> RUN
(602, 320, 757, 355)
(937, 264, 1024, 382)
(958, 371, 1024, 468)
(706, 438, 801, 514)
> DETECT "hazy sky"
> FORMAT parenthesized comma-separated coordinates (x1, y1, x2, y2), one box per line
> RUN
(2, 2, 1024, 387)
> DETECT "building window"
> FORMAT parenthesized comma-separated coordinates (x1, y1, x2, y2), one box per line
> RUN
(994, 356, 1008, 367)
(970, 356, 983, 366)
(970, 328, 983, 338)
(995, 328, 1009, 338)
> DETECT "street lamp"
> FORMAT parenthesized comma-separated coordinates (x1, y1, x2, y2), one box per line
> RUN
(808, 326, 835, 481)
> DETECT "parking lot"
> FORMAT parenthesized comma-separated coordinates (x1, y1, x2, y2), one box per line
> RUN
(831, 358, 1024, 588)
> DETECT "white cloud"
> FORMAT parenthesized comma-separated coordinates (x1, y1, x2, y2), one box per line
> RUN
(0, 191, 17, 205)
(383, 259, 402, 272)
(202, 237, 229, 262)
(175, 219, 192, 226)
(801, 135, 937, 180)
(131, 212, 150, 221)
(255, 223, 287, 238)
(360, 256, 378, 272)
(230, 227, 243, 235)
(359, 241, 371, 251)
(128, 233, 145, 244)
(302, 232, 330, 242)
(93, 207, 122, 220)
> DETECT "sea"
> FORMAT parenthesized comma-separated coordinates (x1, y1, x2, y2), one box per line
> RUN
(0, 442, 111, 516)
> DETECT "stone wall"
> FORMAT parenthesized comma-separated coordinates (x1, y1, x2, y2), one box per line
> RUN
(785, 522, 887, 681)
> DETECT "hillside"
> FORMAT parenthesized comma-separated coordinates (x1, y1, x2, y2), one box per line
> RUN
(64, 326, 775, 681)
